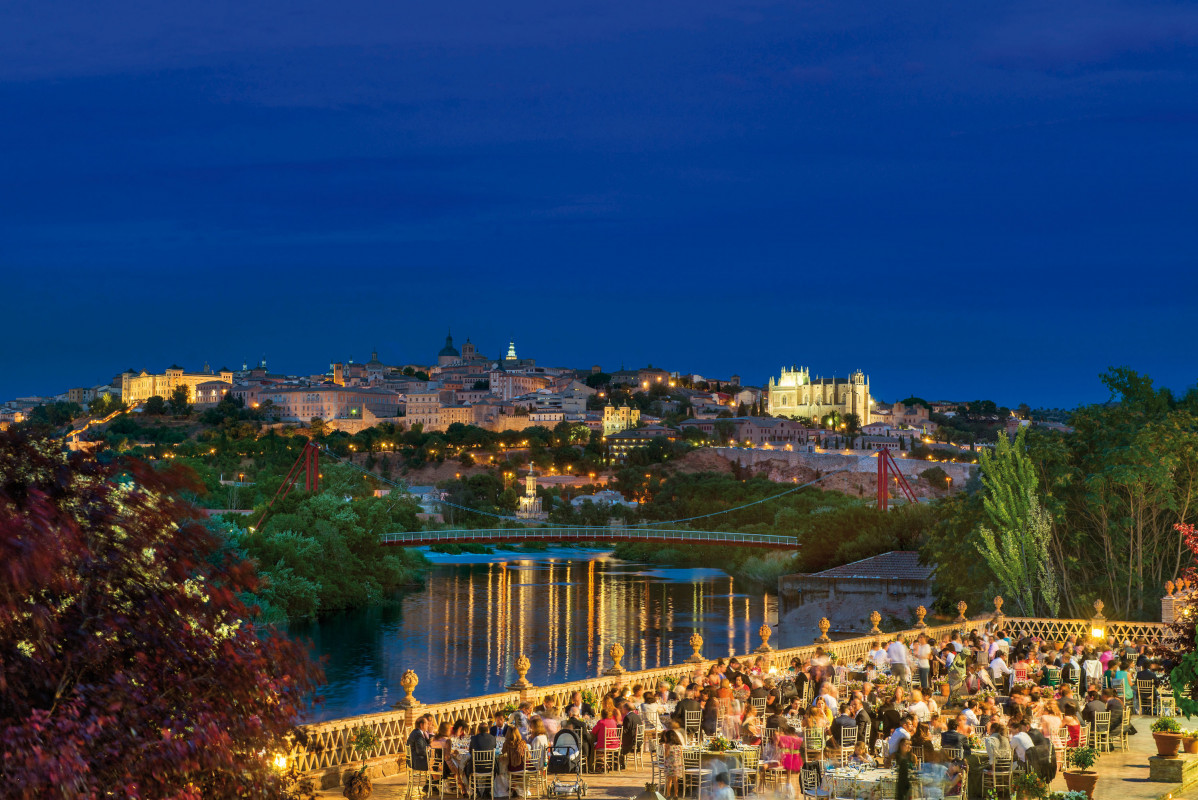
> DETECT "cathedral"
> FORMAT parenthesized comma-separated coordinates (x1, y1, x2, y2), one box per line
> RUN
(766, 366, 873, 425)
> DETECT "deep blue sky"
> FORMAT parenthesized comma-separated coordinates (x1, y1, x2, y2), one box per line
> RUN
(3, 1, 1196, 407)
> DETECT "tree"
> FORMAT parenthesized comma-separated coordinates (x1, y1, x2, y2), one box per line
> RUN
(310, 417, 327, 437)
(168, 384, 191, 416)
(972, 427, 1060, 616)
(143, 394, 167, 415)
(843, 412, 861, 435)
(0, 429, 321, 797)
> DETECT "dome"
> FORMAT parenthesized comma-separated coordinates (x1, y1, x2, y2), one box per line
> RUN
(438, 331, 460, 358)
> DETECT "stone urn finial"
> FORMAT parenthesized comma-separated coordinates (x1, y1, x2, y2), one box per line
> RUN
(815, 617, 832, 644)
(915, 605, 928, 629)
(869, 610, 883, 635)
(994, 596, 1003, 614)
(955, 601, 968, 623)
(605, 643, 627, 675)
(507, 654, 533, 689)
(1093, 599, 1104, 617)
(687, 633, 705, 663)
(755, 624, 773, 653)
(398, 669, 421, 708)
(1166, 580, 1175, 597)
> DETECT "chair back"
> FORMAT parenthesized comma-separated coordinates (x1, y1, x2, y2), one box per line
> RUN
(472, 752, 495, 776)
(604, 726, 621, 750)
(839, 726, 858, 749)
(685, 710, 702, 733)
(1013, 667, 1028, 683)
(635, 724, 645, 749)
(741, 749, 760, 771)
(751, 697, 767, 717)
(1093, 711, 1110, 733)
(990, 756, 1012, 774)
(644, 709, 660, 730)
(429, 747, 445, 773)
(879, 776, 898, 799)
(859, 721, 871, 744)
(942, 746, 963, 761)
(803, 726, 825, 753)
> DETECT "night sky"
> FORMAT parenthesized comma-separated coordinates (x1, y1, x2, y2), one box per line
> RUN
(3, 1, 1196, 407)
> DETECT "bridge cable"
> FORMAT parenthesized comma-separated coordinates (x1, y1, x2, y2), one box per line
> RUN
(321, 448, 877, 530)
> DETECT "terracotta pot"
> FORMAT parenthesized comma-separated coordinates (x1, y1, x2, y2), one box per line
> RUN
(1185, 736, 1198, 755)
(1153, 731, 1184, 757)
(1062, 769, 1098, 800)
(939, 683, 950, 698)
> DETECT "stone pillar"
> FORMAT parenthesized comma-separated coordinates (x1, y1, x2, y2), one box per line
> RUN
(815, 617, 832, 644)
(915, 605, 928, 629)
(507, 654, 536, 703)
(687, 633, 705, 663)
(1164, 581, 1176, 625)
(604, 643, 628, 676)
(869, 611, 882, 636)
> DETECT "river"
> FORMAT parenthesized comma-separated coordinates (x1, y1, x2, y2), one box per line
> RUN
(290, 548, 787, 722)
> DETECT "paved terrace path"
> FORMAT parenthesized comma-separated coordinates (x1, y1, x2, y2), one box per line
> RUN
(315, 715, 1191, 800)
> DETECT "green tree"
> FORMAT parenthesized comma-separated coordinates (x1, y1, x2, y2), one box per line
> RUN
(144, 395, 167, 415)
(168, 384, 191, 416)
(843, 412, 861, 435)
(310, 417, 327, 437)
(972, 427, 1060, 616)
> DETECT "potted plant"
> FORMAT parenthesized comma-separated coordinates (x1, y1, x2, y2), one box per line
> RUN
(1048, 792, 1089, 800)
(1184, 730, 1198, 755)
(938, 678, 951, 699)
(1013, 770, 1049, 800)
(1062, 745, 1099, 799)
(343, 726, 381, 800)
(1152, 716, 1185, 757)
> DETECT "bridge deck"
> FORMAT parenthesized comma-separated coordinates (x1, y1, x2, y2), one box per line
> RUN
(380, 527, 795, 549)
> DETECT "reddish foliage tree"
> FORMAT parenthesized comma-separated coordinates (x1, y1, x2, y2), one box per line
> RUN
(0, 430, 323, 798)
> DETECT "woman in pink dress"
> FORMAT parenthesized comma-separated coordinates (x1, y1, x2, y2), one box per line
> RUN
(776, 724, 804, 789)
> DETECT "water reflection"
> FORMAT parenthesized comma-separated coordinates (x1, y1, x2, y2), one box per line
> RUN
(291, 549, 782, 721)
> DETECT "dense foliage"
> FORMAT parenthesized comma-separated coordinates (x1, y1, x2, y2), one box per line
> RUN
(0, 430, 321, 799)
(216, 491, 427, 623)
(924, 368, 1198, 619)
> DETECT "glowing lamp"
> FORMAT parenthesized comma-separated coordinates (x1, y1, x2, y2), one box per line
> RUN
(273, 753, 288, 770)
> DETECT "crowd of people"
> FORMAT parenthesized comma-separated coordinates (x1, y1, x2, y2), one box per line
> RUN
(400, 625, 1169, 799)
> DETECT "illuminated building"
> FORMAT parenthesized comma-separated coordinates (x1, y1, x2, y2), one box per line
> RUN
(602, 403, 641, 435)
(516, 471, 545, 519)
(605, 425, 679, 461)
(767, 367, 872, 425)
(121, 366, 234, 406)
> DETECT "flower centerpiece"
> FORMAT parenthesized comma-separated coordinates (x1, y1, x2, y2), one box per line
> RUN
(1012, 769, 1049, 800)
(580, 690, 598, 713)
(1151, 716, 1184, 757)
(827, 650, 839, 663)
(1062, 744, 1099, 799)
(966, 733, 983, 750)
(706, 735, 735, 753)
(1013, 680, 1037, 693)
(663, 676, 679, 692)
(1048, 792, 1089, 800)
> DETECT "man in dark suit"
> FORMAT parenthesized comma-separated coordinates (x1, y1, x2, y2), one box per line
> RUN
(569, 691, 596, 718)
(850, 695, 873, 742)
(829, 702, 857, 747)
(1081, 691, 1106, 726)
(939, 716, 969, 757)
(563, 710, 594, 767)
(672, 685, 703, 730)
(620, 703, 643, 767)
(1136, 663, 1162, 714)
(407, 714, 432, 771)
(1058, 685, 1079, 718)
(1104, 688, 1124, 732)
(465, 721, 497, 789)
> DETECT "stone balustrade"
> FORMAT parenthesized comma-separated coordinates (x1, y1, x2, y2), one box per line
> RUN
(295, 595, 1173, 788)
